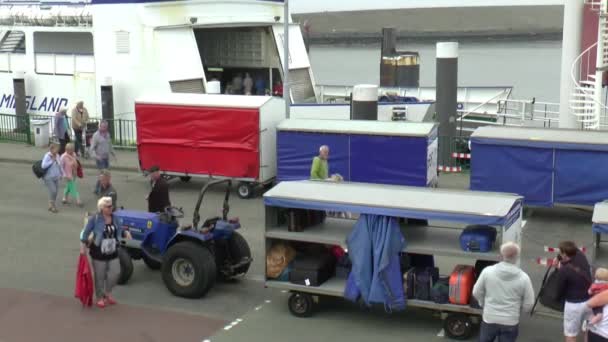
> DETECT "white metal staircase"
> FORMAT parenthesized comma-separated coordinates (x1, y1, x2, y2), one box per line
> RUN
(0, 30, 25, 53)
(571, 0, 608, 129)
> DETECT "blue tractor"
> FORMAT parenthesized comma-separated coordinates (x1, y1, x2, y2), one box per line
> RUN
(115, 179, 252, 298)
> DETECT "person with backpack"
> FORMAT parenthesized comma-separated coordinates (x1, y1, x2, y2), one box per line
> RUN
(41, 143, 63, 213)
(472, 242, 535, 342)
(554, 241, 593, 342)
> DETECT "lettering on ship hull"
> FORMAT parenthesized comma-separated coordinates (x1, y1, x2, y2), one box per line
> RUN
(0, 94, 68, 113)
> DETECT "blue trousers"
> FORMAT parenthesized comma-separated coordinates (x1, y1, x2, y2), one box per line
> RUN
(479, 321, 519, 342)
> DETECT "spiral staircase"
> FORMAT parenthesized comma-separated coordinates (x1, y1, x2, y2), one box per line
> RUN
(571, 0, 608, 130)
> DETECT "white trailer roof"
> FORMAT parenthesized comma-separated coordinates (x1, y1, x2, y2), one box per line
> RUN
(593, 201, 608, 224)
(136, 93, 273, 109)
(471, 126, 608, 146)
(264, 180, 521, 218)
(277, 119, 437, 137)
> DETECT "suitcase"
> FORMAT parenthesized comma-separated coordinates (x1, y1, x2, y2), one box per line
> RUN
(459, 225, 497, 252)
(431, 276, 450, 304)
(289, 253, 335, 286)
(287, 209, 326, 232)
(404, 267, 439, 300)
(449, 265, 476, 305)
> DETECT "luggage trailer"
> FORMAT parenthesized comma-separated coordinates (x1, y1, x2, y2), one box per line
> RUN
(592, 201, 608, 265)
(263, 180, 523, 340)
(135, 94, 285, 199)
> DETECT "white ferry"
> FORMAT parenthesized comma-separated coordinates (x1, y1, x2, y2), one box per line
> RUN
(0, 0, 513, 123)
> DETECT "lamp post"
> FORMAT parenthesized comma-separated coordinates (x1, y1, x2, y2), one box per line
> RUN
(283, 0, 290, 118)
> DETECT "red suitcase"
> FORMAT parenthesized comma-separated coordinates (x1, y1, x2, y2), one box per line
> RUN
(449, 265, 475, 305)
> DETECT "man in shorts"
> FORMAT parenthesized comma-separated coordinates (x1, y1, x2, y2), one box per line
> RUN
(555, 240, 593, 342)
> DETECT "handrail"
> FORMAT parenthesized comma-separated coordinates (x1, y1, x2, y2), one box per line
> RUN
(457, 90, 510, 121)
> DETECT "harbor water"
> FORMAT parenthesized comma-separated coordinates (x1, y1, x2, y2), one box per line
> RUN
(308, 39, 562, 103)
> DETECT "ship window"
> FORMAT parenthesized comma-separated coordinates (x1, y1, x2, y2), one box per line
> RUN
(0, 30, 26, 73)
(34, 32, 94, 75)
(169, 78, 205, 94)
(115, 31, 130, 54)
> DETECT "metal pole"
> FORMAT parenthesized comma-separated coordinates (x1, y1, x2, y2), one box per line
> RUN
(283, 0, 290, 118)
(558, 0, 584, 128)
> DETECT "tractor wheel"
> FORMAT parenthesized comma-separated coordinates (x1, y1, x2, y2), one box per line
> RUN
(180, 176, 191, 183)
(117, 248, 134, 285)
(142, 253, 161, 270)
(443, 314, 474, 340)
(162, 241, 217, 298)
(237, 182, 253, 199)
(228, 231, 251, 276)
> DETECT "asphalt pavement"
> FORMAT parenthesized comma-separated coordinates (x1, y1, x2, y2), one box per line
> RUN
(0, 143, 587, 342)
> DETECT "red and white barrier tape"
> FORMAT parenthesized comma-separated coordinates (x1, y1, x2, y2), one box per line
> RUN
(438, 166, 462, 173)
(544, 246, 587, 253)
(536, 257, 557, 267)
(451, 153, 471, 160)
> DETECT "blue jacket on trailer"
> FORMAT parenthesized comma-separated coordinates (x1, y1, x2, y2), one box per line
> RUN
(344, 214, 406, 311)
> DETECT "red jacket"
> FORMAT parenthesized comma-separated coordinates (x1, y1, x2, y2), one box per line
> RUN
(74, 254, 94, 307)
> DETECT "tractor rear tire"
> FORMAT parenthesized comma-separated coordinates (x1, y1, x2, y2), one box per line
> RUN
(142, 253, 161, 270)
(162, 241, 216, 298)
(228, 232, 251, 276)
(117, 248, 134, 285)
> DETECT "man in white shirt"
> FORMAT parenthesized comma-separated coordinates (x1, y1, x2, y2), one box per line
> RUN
(473, 242, 535, 342)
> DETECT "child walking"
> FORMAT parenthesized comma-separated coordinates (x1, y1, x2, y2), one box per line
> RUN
(60, 143, 83, 207)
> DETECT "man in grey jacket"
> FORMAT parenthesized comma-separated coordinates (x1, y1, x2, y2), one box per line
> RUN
(473, 242, 535, 342)
(90, 120, 115, 170)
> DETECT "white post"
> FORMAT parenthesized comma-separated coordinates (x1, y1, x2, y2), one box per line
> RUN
(559, 0, 584, 128)
(593, 0, 606, 129)
(283, 0, 290, 119)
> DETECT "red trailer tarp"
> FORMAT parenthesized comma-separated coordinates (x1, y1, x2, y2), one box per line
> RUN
(136, 103, 261, 179)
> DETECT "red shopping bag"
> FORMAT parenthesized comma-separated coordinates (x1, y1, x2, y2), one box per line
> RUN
(76, 160, 84, 179)
(74, 254, 93, 307)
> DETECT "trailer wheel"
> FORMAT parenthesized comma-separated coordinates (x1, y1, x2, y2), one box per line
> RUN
(288, 292, 315, 318)
(180, 176, 191, 183)
(162, 242, 217, 298)
(444, 314, 474, 340)
(237, 182, 253, 199)
(117, 248, 134, 285)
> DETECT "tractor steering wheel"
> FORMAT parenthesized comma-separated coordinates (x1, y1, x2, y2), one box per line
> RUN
(164, 206, 184, 218)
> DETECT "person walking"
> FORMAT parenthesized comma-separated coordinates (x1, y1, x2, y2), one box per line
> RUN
(71, 101, 89, 157)
(80, 197, 131, 308)
(60, 143, 82, 207)
(310, 145, 330, 180)
(41, 143, 63, 213)
(94, 169, 117, 209)
(555, 240, 593, 342)
(54, 108, 71, 155)
(472, 242, 535, 342)
(90, 120, 115, 170)
(146, 165, 171, 213)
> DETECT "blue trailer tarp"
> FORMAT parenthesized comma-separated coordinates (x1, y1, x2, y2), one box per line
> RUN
(470, 143, 554, 207)
(277, 131, 349, 181)
(471, 126, 608, 207)
(276, 119, 437, 187)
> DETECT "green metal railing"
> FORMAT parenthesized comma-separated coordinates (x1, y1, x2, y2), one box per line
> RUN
(0, 113, 31, 144)
(0, 113, 137, 149)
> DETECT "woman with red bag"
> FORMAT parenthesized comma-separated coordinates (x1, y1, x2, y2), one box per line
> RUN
(60, 143, 83, 207)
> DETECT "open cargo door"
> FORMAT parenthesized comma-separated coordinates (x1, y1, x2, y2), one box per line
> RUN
(155, 28, 206, 93)
(272, 24, 317, 103)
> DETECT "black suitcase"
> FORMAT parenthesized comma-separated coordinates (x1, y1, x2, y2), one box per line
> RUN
(287, 209, 326, 232)
(404, 267, 439, 300)
(289, 253, 335, 286)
